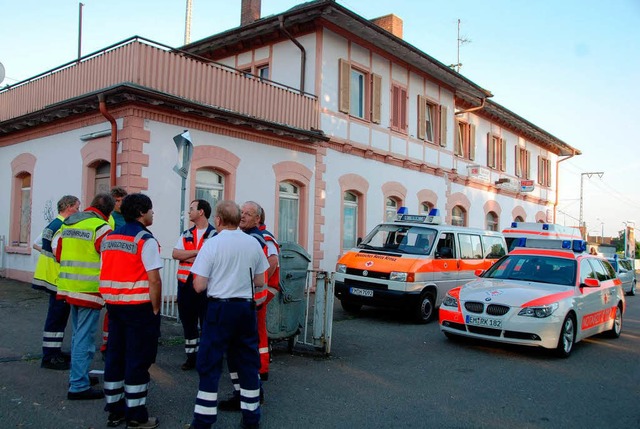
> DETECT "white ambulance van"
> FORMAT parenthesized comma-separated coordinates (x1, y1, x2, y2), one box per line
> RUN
(502, 222, 583, 252)
(334, 208, 507, 323)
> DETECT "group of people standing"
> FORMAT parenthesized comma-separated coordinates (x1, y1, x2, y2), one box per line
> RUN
(32, 188, 280, 429)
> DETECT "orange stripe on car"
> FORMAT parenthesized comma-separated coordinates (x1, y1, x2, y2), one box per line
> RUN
(439, 307, 464, 324)
(522, 290, 574, 307)
(509, 248, 576, 259)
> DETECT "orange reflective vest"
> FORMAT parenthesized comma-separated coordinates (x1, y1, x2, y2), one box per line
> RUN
(260, 228, 281, 300)
(99, 223, 155, 305)
(176, 224, 216, 285)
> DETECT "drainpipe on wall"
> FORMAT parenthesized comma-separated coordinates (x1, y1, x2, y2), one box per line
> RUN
(554, 150, 576, 223)
(454, 97, 486, 116)
(279, 15, 306, 93)
(98, 94, 118, 187)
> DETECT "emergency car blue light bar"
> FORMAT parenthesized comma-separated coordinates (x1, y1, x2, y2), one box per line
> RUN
(561, 240, 571, 249)
(397, 206, 409, 215)
(511, 222, 518, 228)
(542, 224, 550, 230)
(572, 240, 587, 253)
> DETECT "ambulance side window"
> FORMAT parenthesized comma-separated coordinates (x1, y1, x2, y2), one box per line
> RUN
(482, 235, 507, 259)
(459, 233, 482, 259)
(435, 233, 456, 259)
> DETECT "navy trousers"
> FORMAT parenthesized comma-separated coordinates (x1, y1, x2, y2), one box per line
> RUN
(103, 303, 160, 423)
(177, 279, 207, 357)
(42, 293, 70, 360)
(192, 300, 261, 429)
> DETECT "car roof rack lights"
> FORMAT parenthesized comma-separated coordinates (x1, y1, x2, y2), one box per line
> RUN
(395, 207, 443, 225)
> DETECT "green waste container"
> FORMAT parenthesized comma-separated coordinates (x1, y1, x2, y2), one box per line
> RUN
(266, 242, 311, 348)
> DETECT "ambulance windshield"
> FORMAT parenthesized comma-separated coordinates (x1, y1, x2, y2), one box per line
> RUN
(359, 224, 437, 255)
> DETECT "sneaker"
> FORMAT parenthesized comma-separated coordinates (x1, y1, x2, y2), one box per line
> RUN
(41, 356, 70, 371)
(67, 387, 104, 400)
(107, 413, 126, 427)
(90, 375, 100, 386)
(217, 394, 241, 412)
(126, 417, 159, 429)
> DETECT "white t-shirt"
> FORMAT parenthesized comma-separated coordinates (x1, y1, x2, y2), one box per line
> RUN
(141, 238, 163, 271)
(191, 228, 269, 299)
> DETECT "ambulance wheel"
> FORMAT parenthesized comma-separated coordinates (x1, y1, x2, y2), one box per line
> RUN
(605, 304, 623, 339)
(555, 314, 575, 358)
(414, 291, 435, 324)
(341, 300, 362, 314)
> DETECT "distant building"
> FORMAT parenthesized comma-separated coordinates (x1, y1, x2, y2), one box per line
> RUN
(0, 0, 580, 282)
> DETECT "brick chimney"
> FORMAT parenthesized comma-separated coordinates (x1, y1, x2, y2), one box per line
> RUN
(241, 0, 261, 26)
(371, 14, 403, 39)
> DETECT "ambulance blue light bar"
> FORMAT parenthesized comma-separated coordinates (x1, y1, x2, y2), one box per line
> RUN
(395, 207, 442, 224)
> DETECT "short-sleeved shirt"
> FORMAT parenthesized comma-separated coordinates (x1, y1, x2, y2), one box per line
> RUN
(141, 238, 163, 271)
(191, 228, 269, 299)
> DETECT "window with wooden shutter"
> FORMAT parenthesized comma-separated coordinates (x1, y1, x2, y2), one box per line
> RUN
(439, 106, 448, 147)
(500, 138, 507, 171)
(469, 124, 476, 161)
(391, 84, 407, 133)
(487, 133, 495, 168)
(417, 95, 426, 140)
(537, 156, 544, 185)
(515, 146, 522, 177)
(372, 74, 382, 124)
(339, 59, 350, 114)
(455, 120, 464, 157)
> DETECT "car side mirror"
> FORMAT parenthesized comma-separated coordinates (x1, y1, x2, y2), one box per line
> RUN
(582, 278, 600, 288)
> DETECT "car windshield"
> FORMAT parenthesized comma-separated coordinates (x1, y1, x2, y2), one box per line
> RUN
(484, 254, 577, 286)
(359, 224, 437, 255)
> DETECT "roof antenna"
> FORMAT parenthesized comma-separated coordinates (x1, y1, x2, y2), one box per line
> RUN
(449, 19, 471, 73)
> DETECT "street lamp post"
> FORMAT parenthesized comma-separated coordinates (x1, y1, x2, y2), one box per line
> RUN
(173, 130, 193, 235)
(579, 172, 604, 234)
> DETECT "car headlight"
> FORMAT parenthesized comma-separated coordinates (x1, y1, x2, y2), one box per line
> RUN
(518, 303, 559, 318)
(336, 264, 347, 274)
(390, 271, 408, 281)
(442, 294, 458, 307)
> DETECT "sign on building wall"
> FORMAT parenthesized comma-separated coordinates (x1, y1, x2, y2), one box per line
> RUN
(520, 179, 535, 193)
(467, 165, 490, 183)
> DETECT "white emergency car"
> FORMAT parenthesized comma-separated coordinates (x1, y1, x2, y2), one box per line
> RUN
(439, 239, 626, 357)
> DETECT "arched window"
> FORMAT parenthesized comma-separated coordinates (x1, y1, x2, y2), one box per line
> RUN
(514, 215, 524, 223)
(486, 211, 499, 231)
(385, 197, 399, 222)
(195, 168, 224, 210)
(94, 161, 111, 195)
(343, 191, 358, 249)
(17, 173, 32, 245)
(452, 205, 466, 227)
(278, 181, 299, 243)
(420, 202, 433, 215)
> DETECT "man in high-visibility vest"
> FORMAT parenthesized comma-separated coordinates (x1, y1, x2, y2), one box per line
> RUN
(218, 201, 279, 411)
(32, 195, 80, 370)
(172, 199, 216, 370)
(100, 193, 162, 429)
(55, 193, 114, 400)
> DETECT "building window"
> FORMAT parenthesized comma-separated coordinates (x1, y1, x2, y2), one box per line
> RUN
(455, 120, 476, 160)
(17, 173, 32, 245)
(418, 96, 447, 146)
(538, 156, 551, 186)
(391, 84, 407, 133)
(487, 133, 506, 171)
(257, 64, 269, 80)
(486, 211, 499, 231)
(195, 168, 224, 210)
(278, 182, 299, 243)
(338, 59, 381, 123)
(343, 191, 358, 249)
(420, 202, 433, 214)
(515, 147, 530, 179)
(452, 205, 466, 227)
(514, 215, 524, 222)
(94, 161, 111, 195)
(385, 197, 400, 222)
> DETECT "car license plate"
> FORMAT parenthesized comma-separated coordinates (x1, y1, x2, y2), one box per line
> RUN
(350, 287, 373, 297)
(465, 315, 502, 328)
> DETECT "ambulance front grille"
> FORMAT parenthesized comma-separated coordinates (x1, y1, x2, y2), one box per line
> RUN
(346, 268, 389, 280)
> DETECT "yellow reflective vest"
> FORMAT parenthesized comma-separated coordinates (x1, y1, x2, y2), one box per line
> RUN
(32, 215, 65, 293)
(57, 211, 109, 308)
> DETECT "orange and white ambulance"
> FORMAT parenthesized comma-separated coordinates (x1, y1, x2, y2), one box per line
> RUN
(502, 222, 582, 252)
(334, 208, 507, 323)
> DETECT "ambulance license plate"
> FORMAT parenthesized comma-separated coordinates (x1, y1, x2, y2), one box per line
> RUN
(350, 287, 373, 297)
(465, 315, 502, 328)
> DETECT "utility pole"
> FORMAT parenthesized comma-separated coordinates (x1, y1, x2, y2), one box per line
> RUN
(77, 3, 84, 63)
(184, 0, 193, 45)
(579, 171, 603, 235)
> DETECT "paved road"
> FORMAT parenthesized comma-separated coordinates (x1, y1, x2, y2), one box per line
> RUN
(1, 275, 639, 428)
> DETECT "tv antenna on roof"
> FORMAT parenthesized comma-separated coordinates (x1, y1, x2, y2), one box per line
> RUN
(449, 19, 471, 73)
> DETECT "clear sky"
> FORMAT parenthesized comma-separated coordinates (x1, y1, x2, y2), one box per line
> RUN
(1, 0, 638, 237)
